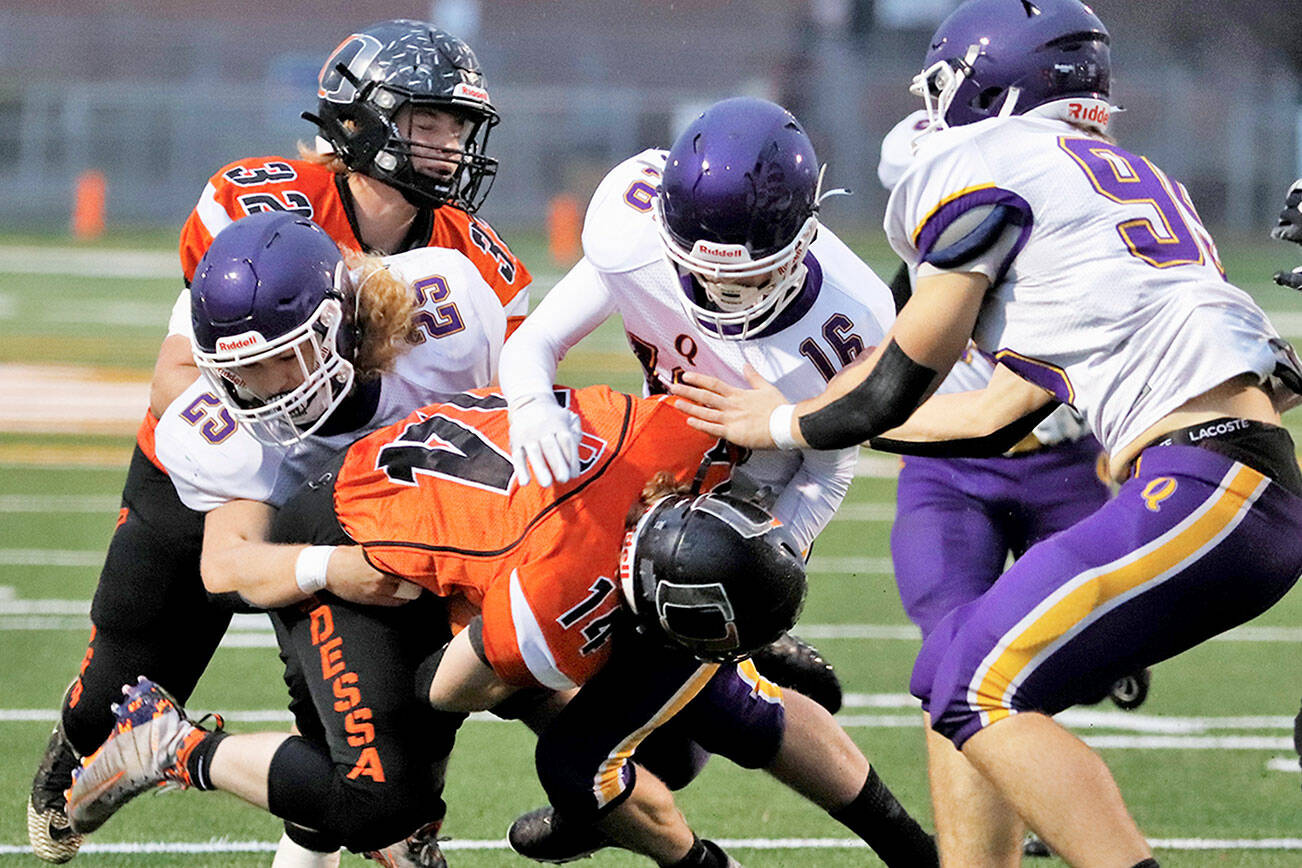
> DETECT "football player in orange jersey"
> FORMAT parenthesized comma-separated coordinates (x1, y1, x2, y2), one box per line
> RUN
(67, 383, 938, 868)
(28, 19, 528, 867)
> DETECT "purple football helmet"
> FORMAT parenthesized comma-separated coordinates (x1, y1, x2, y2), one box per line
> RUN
(190, 212, 356, 446)
(656, 97, 822, 340)
(911, 0, 1111, 132)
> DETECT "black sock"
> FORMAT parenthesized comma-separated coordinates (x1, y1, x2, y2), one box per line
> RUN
(829, 766, 939, 868)
(183, 729, 229, 791)
(665, 835, 731, 868)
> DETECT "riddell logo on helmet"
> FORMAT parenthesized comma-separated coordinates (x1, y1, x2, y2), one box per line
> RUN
(453, 82, 489, 103)
(692, 241, 749, 264)
(216, 331, 267, 353)
(1067, 102, 1110, 126)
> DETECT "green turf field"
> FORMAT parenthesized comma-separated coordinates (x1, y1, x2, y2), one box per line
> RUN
(2, 229, 1301, 866)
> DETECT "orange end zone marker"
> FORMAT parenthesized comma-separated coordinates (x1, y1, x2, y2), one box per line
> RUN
(72, 170, 107, 241)
(547, 194, 582, 266)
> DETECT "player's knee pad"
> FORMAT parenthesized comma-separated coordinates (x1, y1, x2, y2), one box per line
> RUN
(327, 774, 432, 851)
(683, 661, 785, 769)
(269, 736, 438, 852)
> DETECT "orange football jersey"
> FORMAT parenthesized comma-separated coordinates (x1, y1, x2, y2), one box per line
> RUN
(177, 156, 531, 328)
(333, 385, 734, 689)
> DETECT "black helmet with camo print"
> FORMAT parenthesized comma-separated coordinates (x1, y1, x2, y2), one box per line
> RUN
(304, 19, 499, 212)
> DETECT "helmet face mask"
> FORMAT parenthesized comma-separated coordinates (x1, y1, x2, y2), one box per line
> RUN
(656, 206, 819, 341)
(911, 0, 1112, 134)
(656, 97, 823, 341)
(194, 293, 354, 447)
(190, 212, 357, 447)
(618, 493, 807, 662)
(306, 19, 500, 212)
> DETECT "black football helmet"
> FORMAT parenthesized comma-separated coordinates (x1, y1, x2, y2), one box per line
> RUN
(619, 493, 807, 662)
(304, 19, 500, 212)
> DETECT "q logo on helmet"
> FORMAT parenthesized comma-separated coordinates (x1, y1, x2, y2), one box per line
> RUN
(655, 581, 739, 655)
(318, 33, 384, 103)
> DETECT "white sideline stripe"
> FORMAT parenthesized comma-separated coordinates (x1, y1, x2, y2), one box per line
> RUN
(829, 502, 897, 521)
(1267, 758, 1300, 773)
(854, 455, 900, 478)
(796, 623, 1302, 643)
(3, 609, 1302, 646)
(806, 555, 895, 574)
(1081, 735, 1293, 750)
(0, 496, 885, 518)
(2, 837, 1302, 855)
(0, 705, 1295, 745)
(0, 549, 105, 567)
(0, 495, 119, 512)
(0, 246, 176, 279)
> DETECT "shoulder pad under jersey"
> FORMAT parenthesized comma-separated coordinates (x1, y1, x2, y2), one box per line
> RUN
(154, 383, 285, 511)
(376, 247, 507, 386)
(179, 156, 340, 282)
(581, 149, 668, 274)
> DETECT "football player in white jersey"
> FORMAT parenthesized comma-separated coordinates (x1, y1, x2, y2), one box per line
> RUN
(672, 2, 1302, 865)
(143, 211, 504, 867)
(878, 108, 1125, 866)
(27, 21, 530, 868)
(502, 98, 894, 551)
(498, 96, 906, 862)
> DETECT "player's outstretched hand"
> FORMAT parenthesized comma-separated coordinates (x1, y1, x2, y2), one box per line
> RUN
(509, 393, 583, 487)
(670, 365, 788, 449)
(1271, 178, 1302, 244)
(325, 546, 420, 607)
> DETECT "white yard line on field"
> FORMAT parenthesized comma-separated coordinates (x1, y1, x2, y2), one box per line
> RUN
(0, 494, 120, 512)
(4, 586, 1302, 644)
(0, 364, 148, 434)
(0, 246, 176, 279)
(1, 837, 1301, 855)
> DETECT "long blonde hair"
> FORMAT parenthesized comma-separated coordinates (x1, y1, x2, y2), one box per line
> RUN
(295, 140, 349, 175)
(625, 471, 691, 528)
(343, 249, 418, 379)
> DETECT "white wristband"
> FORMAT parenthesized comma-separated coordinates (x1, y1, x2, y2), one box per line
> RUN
(294, 545, 335, 596)
(768, 404, 800, 450)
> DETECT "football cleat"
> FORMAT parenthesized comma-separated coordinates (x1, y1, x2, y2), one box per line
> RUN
(1022, 833, 1053, 858)
(65, 677, 214, 834)
(365, 820, 447, 868)
(749, 632, 843, 714)
(700, 839, 744, 868)
(507, 805, 612, 863)
(27, 720, 83, 863)
(1108, 669, 1151, 711)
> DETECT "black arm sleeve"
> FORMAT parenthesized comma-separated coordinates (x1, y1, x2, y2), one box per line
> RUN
(867, 399, 1059, 458)
(798, 340, 939, 450)
(887, 261, 912, 314)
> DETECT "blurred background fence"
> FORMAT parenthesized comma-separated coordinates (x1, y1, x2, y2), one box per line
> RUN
(1, 0, 1299, 237)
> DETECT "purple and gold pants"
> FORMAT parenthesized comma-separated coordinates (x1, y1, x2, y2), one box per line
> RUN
(892, 437, 1109, 638)
(910, 444, 1302, 747)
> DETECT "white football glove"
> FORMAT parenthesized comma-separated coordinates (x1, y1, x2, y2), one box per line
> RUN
(509, 392, 582, 487)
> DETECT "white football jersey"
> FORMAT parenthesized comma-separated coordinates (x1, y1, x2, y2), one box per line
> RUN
(877, 110, 932, 193)
(157, 246, 506, 511)
(504, 149, 896, 549)
(886, 115, 1292, 457)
